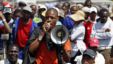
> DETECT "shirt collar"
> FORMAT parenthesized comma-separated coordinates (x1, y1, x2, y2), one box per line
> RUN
(5, 59, 19, 64)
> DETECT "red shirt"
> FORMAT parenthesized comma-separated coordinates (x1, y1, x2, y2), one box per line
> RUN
(16, 19, 32, 48)
(84, 21, 93, 47)
(35, 39, 71, 64)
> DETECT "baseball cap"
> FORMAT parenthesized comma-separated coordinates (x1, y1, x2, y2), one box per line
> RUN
(90, 7, 97, 13)
(38, 4, 47, 10)
(23, 6, 32, 13)
(83, 49, 96, 59)
(82, 7, 90, 13)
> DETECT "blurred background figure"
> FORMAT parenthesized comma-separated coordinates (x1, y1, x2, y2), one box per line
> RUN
(70, 10, 86, 63)
(30, 4, 43, 24)
(76, 4, 84, 10)
(0, 4, 13, 60)
(38, 4, 47, 21)
(62, 2, 70, 17)
(92, 8, 113, 64)
(84, 0, 92, 8)
(83, 7, 98, 48)
(30, 4, 38, 17)
(70, 4, 78, 14)
(12, 5, 37, 60)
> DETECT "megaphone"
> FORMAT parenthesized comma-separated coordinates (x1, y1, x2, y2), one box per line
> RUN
(51, 25, 69, 64)
(50, 25, 69, 45)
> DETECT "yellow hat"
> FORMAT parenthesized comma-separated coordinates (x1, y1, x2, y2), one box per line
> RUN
(110, 13, 113, 17)
(70, 10, 85, 21)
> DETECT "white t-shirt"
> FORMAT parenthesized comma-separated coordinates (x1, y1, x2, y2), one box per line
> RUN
(0, 59, 22, 64)
(95, 52, 105, 64)
(92, 17, 113, 49)
(71, 22, 86, 57)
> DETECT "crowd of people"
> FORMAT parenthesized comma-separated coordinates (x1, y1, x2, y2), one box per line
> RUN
(0, 0, 113, 64)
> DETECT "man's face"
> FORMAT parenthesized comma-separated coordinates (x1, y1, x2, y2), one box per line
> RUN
(15, 12, 21, 18)
(62, 6, 68, 15)
(100, 11, 108, 23)
(31, 5, 37, 14)
(87, 1, 91, 7)
(44, 10, 58, 31)
(90, 12, 97, 21)
(85, 0, 92, 7)
(21, 10, 31, 22)
(62, 3, 69, 10)
(82, 55, 95, 64)
(7, 46, 19, 63)
(70, 6, 78, 14)
(31, 5, 37, 11)
(62, 3, 70, 15)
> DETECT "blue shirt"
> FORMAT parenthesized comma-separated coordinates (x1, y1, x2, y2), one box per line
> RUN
(62, 16, 74, 30)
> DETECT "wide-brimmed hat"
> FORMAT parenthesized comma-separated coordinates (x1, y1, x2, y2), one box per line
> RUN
(70, 10, 85, 21)
(110, 13, 113, 17)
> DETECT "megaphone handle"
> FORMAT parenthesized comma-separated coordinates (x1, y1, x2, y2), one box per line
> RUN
(45, 32, 52, 51)
(56, 44, 63, 64)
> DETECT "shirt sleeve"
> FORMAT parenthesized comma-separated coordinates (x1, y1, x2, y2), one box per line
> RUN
(94, 23, 113, 39)
(71, 26, 85, 41)
(95, 32, 113, 39)
(64, 39, 72, 51)
(28, 27, 40, 44)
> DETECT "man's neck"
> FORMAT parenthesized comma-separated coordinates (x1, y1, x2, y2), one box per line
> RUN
(23, 19, 29, 24)
(10, 61, 18, 64)
(22, 18, 31, 24)
(9, 60, 18, 64)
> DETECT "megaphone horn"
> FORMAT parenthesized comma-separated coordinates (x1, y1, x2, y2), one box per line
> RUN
(50, 25, 69, 45)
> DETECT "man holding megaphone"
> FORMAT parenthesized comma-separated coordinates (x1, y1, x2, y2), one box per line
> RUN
(28, 8, 72, 64)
